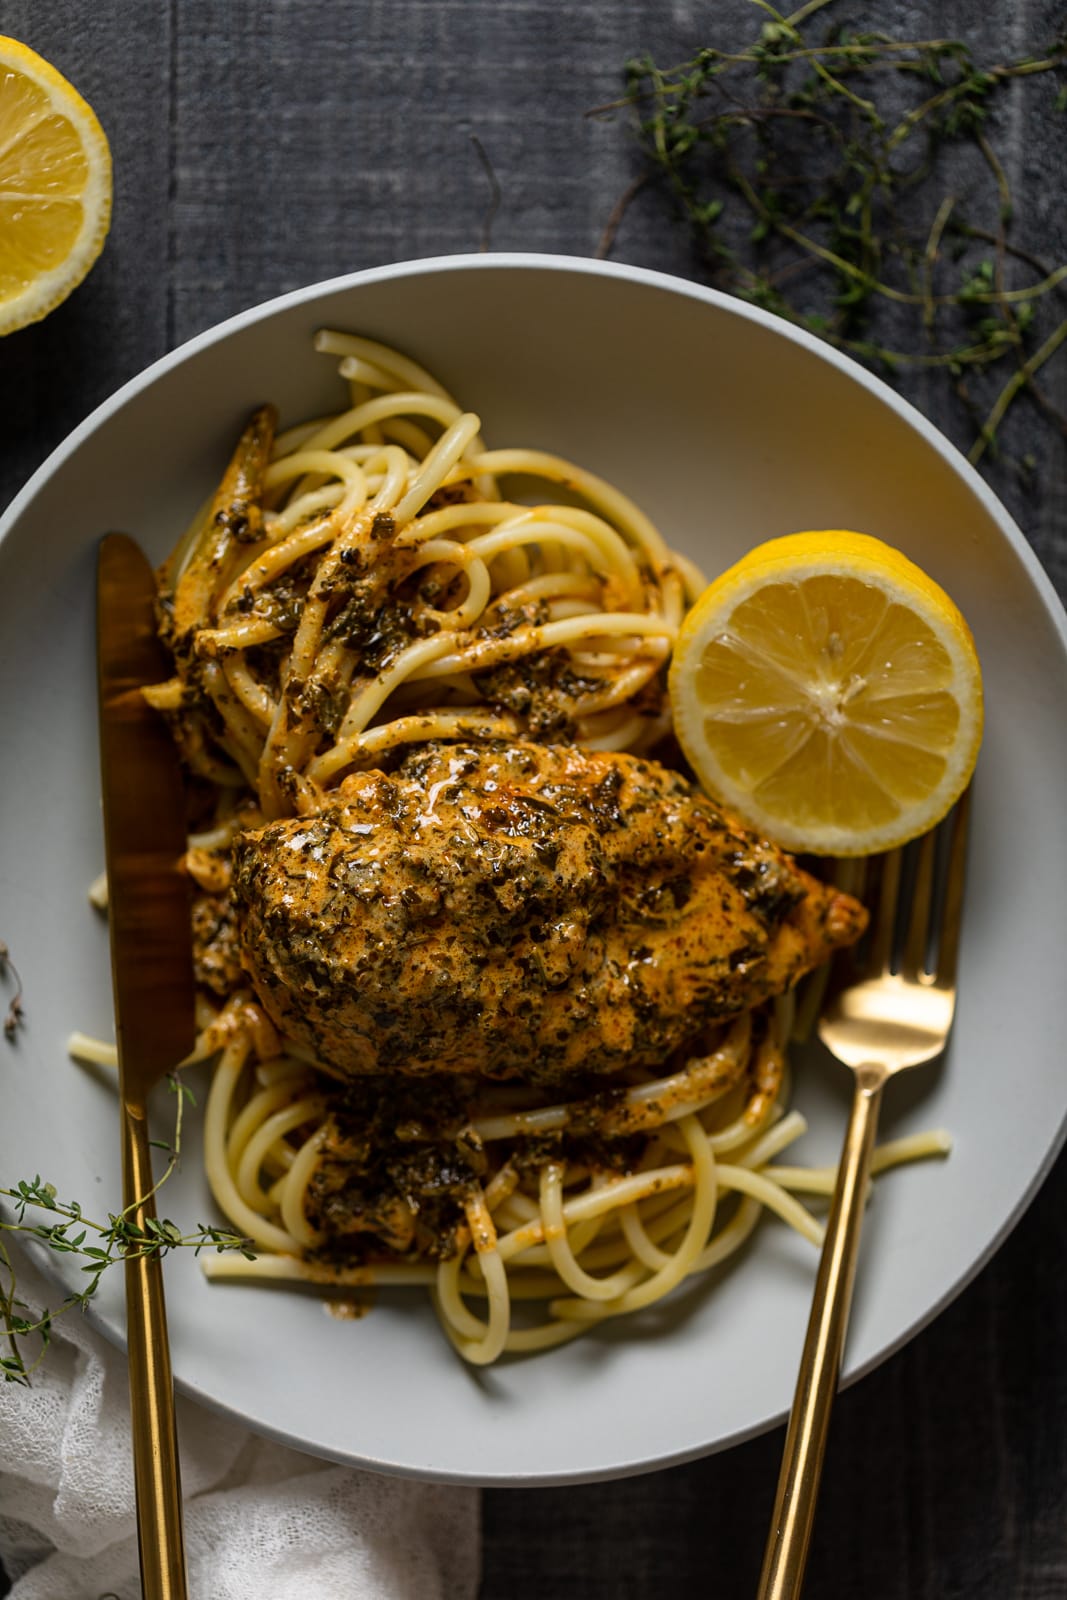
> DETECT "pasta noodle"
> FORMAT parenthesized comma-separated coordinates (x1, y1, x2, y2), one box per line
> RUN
(130, 331, 950, 1362)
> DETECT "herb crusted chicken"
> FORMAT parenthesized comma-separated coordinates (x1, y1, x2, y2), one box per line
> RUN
(232, 741, 866, 1084)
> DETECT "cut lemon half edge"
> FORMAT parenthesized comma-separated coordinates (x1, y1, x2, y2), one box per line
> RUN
(669, 531, 984, 856)
(0, 36, 112, 336)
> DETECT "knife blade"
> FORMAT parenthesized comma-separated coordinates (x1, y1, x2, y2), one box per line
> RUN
(97, 531, 193, 1600)
(97, 532, 195, 1079)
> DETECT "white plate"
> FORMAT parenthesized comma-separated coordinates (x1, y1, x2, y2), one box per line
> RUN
(2, 254, 1066, 1485)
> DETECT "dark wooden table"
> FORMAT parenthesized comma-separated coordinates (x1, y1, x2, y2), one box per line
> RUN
(2, 4, 1065, 1596)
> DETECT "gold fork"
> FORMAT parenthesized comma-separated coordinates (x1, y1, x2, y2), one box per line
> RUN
(757, 788, 971, 1600)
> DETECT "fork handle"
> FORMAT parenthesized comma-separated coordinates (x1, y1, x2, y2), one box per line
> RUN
(756, 1062, 888, 1600)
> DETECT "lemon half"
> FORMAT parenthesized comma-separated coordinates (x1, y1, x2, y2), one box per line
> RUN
(669, 531, 983, 856)
(0, 36, 112, 336)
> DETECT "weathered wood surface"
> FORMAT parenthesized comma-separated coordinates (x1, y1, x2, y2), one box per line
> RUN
(1, 4, 1064, 1595)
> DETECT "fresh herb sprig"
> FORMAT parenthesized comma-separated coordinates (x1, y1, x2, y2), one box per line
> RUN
(611, 0, 1067, 470)
(1, 1073, 254, 1383)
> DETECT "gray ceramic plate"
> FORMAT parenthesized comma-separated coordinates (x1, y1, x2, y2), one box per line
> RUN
(2, 254, 1066, 1484)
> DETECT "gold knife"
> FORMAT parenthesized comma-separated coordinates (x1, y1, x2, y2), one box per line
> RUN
(97, 532, 194, 1600)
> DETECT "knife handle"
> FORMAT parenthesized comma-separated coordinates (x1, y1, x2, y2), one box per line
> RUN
(122, 1096, 189, 1600)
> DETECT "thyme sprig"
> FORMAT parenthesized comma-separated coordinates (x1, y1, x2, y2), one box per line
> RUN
(611, 0, 1067, 469)
(1, 1074, 254, 1384)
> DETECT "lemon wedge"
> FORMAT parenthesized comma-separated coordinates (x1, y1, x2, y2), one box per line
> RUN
(0, 37, 112, 336)
(669, 530, 983, 856)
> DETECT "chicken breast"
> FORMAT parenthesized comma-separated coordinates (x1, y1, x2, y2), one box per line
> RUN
(232, 741, 866, 1083)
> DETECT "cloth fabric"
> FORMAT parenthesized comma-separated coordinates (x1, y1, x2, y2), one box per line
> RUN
(0, 1243, 479, 1600)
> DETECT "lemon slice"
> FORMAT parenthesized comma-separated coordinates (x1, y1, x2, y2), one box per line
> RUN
(0, 37, 112, 336)
(669, 530, 983, 856)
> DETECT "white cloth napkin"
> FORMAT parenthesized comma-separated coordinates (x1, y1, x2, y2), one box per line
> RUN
(0, 1243, 480, 1600)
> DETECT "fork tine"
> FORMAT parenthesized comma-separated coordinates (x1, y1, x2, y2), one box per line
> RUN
(833, 858, 867, 902)
(933, 785, 972, 989)
(826, 857, 868, 988)
(867, 847, 903, 975)
(901, 825, 937, 981)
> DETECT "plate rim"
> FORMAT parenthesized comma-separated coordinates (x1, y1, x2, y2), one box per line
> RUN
(4, 251, 1067, 1485)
